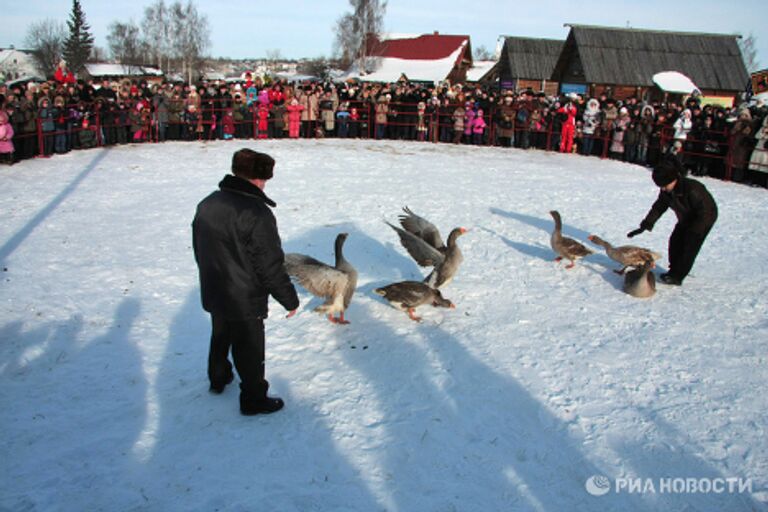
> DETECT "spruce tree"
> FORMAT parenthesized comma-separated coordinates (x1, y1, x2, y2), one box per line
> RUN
(63, 0, 95, 75)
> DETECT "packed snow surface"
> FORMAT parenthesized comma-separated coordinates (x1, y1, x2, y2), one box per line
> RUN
(1, 139, 766, 511)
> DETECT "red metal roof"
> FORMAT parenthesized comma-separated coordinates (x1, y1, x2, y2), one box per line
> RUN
(367, 33, 470, 61)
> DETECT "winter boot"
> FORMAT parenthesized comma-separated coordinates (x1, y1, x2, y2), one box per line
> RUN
(240, 395, 285, 416)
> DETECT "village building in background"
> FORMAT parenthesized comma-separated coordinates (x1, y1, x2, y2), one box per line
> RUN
(346, 32, 472, 83)
(550, 24, 750, 106)
(494, 36, 563, 96)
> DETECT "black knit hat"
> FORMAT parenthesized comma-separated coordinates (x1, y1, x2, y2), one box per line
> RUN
(231, 149, 274, 180)
(652, 160, 680, 187)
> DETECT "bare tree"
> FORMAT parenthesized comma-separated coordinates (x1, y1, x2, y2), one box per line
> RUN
(107, 21, 142, 68)
(169, 0, 211, 83)
(333, 13, 357, 68)
(333, 0, 387, 74)
(738, 33, 760, 73)
(474, 45, 493, 61)
(25, 19, 67, 78)
(142, 0, 170, 72)
(298, 57, 330, 80)
(265, 48, 283, 75)
(90, 46, 107, 62)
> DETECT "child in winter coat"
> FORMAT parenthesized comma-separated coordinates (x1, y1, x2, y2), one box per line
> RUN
(464, 103, 476, 143)
(0, 110, 15, 164)
(349, 107, 360, 138)
(452, 104, 465, 144)
(472, 109, 486, 145)
(257, 103, 270, 139)
(222, 109, 235, 140)
(78, 116, 97, 149)
(609, 107, 631, 159)
(286, 99, 304, 139)
(581, 98, 601, 156)
(416, 101, 428, 141)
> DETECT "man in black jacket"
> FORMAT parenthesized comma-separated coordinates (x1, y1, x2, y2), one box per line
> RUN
(627, 159, 718, 286)
(192, 149, 299, 415)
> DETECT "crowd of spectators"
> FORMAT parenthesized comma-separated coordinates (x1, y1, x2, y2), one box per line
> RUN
(1, 73, 766, 187)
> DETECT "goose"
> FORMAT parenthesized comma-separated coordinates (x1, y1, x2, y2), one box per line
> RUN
(549, 210, 593, 269)
(374, 281, 455, 322)
(386, 207, 467, 288)
(587, 234, 661, 275)
(623, 260, 656, 298)
(284, 233, 357, 324)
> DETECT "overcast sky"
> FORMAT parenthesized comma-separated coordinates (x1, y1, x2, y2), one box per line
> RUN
(3, 0, 766, 68)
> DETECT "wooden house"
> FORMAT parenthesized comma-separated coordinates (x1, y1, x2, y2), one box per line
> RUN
(496, 36, 563, 95)
(550, 24, 749, 104)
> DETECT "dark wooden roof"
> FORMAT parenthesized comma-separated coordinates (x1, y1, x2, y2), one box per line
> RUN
(553, 25, 749, 91)
(498, 37, 563, 80)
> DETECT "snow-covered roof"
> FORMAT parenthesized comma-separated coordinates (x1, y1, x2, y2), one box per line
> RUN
(0, 48, 44, 83)
(202, 71, 226, 81)
(465, 60, 497, 82)
(85, 63, 163, 77)
(346, 43, 467, 84)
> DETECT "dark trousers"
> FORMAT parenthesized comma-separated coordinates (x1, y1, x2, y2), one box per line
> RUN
(667, 223, 712, 281)
(209, 315, 268, 399)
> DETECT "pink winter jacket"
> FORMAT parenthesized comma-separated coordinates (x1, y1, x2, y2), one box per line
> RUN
(0, 117, 14, 154)
(473, 114, 487, 134)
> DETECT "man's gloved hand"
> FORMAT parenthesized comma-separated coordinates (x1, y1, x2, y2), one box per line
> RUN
(628, 220, 653, 238)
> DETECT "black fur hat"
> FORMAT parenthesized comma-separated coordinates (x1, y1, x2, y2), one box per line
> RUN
(652, 159, 680, 187)
(231, 148, 274, 180)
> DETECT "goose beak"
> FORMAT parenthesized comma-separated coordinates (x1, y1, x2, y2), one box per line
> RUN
(459, 227, 468, 234)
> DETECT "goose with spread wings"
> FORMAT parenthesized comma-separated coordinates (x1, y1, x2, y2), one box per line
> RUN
(284, 233, 357, 324)
(386, 207, 467, 289)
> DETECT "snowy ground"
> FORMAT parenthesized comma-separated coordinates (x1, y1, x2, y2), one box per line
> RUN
(1, 139, 766, 512)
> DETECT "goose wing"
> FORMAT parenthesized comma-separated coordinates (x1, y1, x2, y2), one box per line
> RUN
(386, 221, 445, 267)
(284, 253, 349, 300)
(398, 207, 446, 250)
(557, 236, 593, 259)
(613, 246, 662, 265)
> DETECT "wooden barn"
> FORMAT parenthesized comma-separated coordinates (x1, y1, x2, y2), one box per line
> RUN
(550, 24, 750, 104)
(496, 36, 563, 95)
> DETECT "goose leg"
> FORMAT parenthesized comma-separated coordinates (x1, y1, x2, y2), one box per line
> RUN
(337, 311, 350, 325)
(565, 261, 575, 269)
(407, 308, 422, 322)
(327, 314, 338, 324)
(554, 256, 563, 262)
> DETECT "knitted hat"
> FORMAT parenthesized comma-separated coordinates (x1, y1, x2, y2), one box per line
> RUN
(231, 149, 274, 180)
(652, 160, 680, 187)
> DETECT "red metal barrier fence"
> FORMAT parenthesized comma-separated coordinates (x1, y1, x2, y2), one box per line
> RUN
(6, 96, 759, 183)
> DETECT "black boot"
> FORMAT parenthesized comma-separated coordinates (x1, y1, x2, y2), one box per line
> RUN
(240, 395, 284, 415)
(660, 273, 683, 286)
(209, 371, 234, 394)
